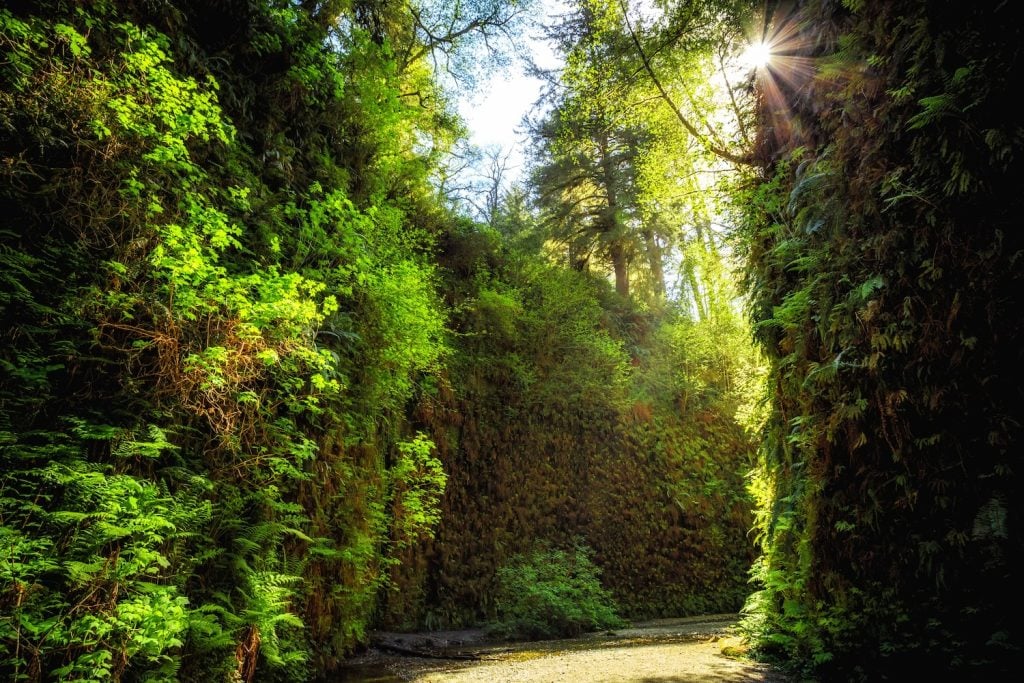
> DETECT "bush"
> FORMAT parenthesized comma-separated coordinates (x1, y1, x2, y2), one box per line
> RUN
(488, 542, 625, 640)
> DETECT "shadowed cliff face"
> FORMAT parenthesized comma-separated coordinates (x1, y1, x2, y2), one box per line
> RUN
(740, 0, 1023, 679)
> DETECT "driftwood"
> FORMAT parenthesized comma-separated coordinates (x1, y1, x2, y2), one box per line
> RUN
(370, 635, 481, 661)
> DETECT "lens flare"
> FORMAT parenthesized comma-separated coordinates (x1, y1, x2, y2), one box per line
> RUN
(742, 41, 772, 69)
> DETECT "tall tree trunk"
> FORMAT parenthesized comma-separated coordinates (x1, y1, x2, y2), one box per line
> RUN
(610, 242, 629, 297)
(599, 130, 629, 298)
(684, 260, 707, 321)
(642, 228, 665, 297)
(694, 220, 719, 315)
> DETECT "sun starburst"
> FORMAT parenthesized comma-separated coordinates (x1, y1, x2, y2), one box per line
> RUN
(742, 41, 773, 69)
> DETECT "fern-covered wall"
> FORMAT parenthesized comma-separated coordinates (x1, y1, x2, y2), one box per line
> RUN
(1, 2, 761, 681)
(741, 0, 1022, 678)
(1, 2, 448, 679)
(10, 1, 1015, 679)
(383, 226, 757, 628)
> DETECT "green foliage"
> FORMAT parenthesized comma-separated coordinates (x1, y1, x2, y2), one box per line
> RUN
(488, 543, 624, 640)
(388, 434, 448, 550)
(739, 1, 1022, 678)
(383, 210, 757, 629)
(2, 1, 454, 679)
(0, 425, 206, 681)
(3, 0, 762, 679)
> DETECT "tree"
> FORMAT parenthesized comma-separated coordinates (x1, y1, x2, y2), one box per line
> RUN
(533, 105, 643, 297)
(529, 0, 755, 307)
(616, 0, 757, 166)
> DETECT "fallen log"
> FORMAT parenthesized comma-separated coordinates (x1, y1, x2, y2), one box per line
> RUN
(370, 637, 481, 661)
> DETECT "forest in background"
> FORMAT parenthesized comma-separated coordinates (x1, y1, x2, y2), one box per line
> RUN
(1, 1, 1019, 681)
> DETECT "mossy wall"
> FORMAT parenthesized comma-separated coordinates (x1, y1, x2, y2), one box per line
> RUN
(742, 1, 1022, 678)
(383, 231, 757, 627)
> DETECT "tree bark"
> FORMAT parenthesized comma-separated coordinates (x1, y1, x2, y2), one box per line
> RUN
(642, 228, 665, 297)
(684, 260, 707, 321)
(610, 241, 630, 298)
(598, 130, 629, 298)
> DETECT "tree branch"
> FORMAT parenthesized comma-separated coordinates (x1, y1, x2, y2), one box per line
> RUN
(406, 3, 521, 69)
(718, 48, 752, 148)
(617, 0, 753, 167)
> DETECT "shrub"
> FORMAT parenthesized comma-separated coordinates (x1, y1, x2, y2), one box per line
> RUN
(489, 542, 624, 640)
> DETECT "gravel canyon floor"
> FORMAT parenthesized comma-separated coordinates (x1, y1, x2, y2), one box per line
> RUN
(336, 615, 789, 682)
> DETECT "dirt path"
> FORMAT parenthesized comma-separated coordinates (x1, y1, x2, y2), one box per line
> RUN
(337, 615, 788, 682)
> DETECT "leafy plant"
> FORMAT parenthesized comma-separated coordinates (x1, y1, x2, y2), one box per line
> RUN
(488, 542, 625, 640)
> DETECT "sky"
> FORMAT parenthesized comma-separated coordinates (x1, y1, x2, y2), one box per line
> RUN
(455, 0, 567, 185)
(453, 0, 668, 187)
